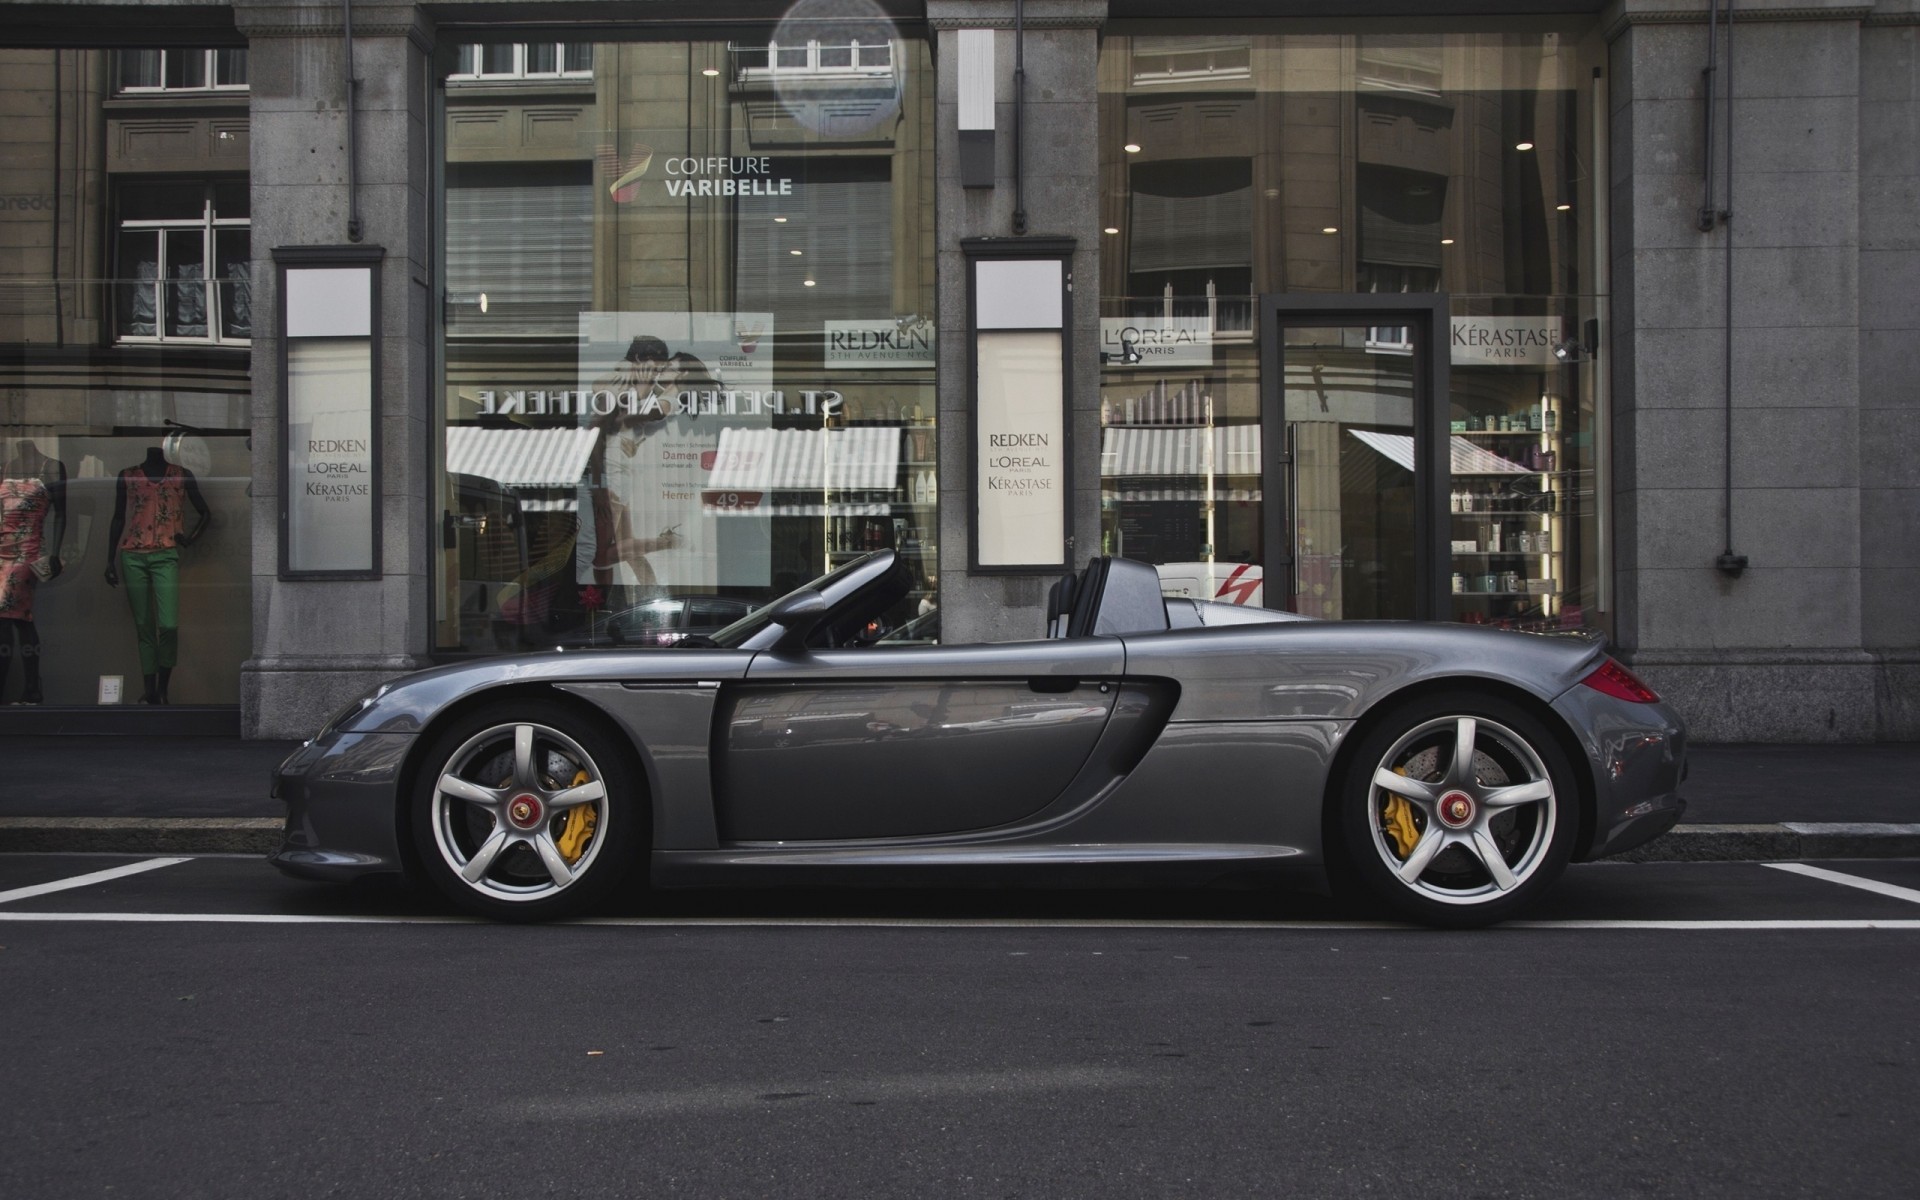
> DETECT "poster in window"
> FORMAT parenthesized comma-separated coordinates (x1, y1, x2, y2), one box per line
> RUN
(574, 312, 782, 591)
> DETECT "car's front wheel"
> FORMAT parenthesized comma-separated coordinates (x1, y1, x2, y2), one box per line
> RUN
(410, 699, 643, 921)
(1338, 692, 1577, 928)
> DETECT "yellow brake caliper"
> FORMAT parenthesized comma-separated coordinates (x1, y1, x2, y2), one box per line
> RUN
(555, 769, 598, 863)
(1381, 767, 1421, 859)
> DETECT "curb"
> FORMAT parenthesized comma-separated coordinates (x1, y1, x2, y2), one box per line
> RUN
(2, 818, 1918, 861)
(1614, 823, 1920, 863)
(0, 818, 283, 855)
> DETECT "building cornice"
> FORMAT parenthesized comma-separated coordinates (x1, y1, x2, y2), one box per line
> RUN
(233, 2, 437, 50)
(1600, 3, 1903, 42)
(926, 1, 1108, 31)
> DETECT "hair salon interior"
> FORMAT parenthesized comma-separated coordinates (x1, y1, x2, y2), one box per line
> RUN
(0, 0, 1914, 743)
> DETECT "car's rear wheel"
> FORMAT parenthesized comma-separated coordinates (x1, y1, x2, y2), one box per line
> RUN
(1338, 692, 1576, 928)
(410, 699, 643, 921)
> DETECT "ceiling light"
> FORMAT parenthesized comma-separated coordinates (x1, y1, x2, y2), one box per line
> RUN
(702, 67, 720, 77)
(1124, 143, 1142, 153)
(1103, 227, 1120, 235)
(1322, 226, 1339, 234)
(478, 292, 488, 313)
(803, 279, 817, 287)
(1440, 238, 1455, 245)
(1556, 203, 1572, 212)
(1515, 141, 1535, 151)
(773, 216, 788, 223)
(790, 249, 803, 256)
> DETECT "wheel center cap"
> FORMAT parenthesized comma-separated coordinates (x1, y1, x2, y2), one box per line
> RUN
(507, 794, 544, 829)
(1438, 790, 1476, 828)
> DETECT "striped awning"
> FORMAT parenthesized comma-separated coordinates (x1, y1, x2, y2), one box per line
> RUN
(1100, 425, 1263, 478)
(445, 425, 602, 489)
(1348, 429, 1533, 475)
(705, 426, 901, 491)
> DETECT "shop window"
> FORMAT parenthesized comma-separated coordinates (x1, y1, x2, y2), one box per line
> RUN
(438, 37, 935, 656)
(450, 43, 594, 81)
(1099, 29, 1606, 634)
(117, 49, 248, 93)
(114, 180, 250, 345)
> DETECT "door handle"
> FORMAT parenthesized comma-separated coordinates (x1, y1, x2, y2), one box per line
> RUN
(1028, 677, 1080, 694)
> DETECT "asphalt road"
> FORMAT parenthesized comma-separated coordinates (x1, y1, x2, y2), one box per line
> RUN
(1, 857, 1917, 1198)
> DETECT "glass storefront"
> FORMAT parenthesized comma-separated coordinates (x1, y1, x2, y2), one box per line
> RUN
(1098, 27, 1607, 632)
(437, 32, 938, 651)
(0, 48, 253, 708)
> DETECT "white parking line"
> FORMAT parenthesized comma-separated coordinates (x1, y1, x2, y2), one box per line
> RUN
(0, 911, 1916, 930)
(1764, 862, 1920, 906)
(0, 857, 192, 905)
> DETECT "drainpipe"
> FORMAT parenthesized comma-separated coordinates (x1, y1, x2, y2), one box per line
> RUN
(1703, 0, 1744, 576)
(52, 49, 64, 345)
(343, 0, 363, 242)
(1013, 0, 1027, 236)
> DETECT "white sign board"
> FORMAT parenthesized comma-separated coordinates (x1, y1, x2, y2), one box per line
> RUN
(286, 339, 375, 573)
(1450, 317, 1562, 366)
(975, 330, 1065, 568)
(1100, 317, 1213, 367)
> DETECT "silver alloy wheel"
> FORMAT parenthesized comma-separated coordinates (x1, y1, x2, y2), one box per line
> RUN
(429, 721, 611, 903)
(1364, 714, 1557, 906)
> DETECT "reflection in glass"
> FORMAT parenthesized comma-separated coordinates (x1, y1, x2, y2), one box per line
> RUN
(1285, 326, 1417, 620)
(1099, 28, 1604, 632)
(438, 37, 936, 654)
(165, 230, 208, 338)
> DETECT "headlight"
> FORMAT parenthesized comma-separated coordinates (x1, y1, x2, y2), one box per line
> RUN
(314, 683, 393, 741)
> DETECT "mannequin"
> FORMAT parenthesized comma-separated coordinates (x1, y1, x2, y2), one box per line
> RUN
(106, 446, 210, 704)
(0, 441, 66, 705)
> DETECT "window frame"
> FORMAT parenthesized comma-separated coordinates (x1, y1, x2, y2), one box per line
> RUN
(116, 48, 250, 95)
(114, 183, 251, 346)
(448, 43, 596, 82)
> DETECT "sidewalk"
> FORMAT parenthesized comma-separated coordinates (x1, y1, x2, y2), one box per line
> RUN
(0, 737, 1915, 858)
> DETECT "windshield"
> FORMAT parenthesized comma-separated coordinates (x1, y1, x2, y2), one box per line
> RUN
(697, 553, 885, 649)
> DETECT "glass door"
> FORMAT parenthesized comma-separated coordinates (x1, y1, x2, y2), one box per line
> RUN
(1262, 297, 1448, 620)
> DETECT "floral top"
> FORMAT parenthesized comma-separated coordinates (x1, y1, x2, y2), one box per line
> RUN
(0, 477, 49, 564)
(119, 463, 189, 552)
(0, 477, 51, 621)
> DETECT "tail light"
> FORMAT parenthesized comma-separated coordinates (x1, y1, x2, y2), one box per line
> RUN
(1580, 657, 1660, 703)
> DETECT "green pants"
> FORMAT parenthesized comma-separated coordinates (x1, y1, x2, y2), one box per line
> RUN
(121, 548, 179, 674)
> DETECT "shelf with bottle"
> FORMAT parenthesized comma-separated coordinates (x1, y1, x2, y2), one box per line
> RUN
(1450, 550, 1562, 558)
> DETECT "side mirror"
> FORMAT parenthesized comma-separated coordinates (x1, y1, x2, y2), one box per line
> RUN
(765, 588, 828, 651)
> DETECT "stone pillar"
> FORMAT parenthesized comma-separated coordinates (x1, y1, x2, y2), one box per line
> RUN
(1859, 10, 1920, 736)
(1604, 0, 1912, 740)
(235, 1, 434, 737)
(930, 1, 1107, 645)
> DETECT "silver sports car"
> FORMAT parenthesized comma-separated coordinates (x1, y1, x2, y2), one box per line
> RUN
(271, 551, 1686, 927)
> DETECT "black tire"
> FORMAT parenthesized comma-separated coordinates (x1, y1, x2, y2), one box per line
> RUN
(1337, 691, 1577, 928)
(409, 698, 645, 922)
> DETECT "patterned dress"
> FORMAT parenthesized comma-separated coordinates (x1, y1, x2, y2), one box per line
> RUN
(0, 477, 51, 621)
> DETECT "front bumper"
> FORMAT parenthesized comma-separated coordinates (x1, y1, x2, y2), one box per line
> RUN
(269, 731, 417, 882)
(1551, 685, 1689, 862)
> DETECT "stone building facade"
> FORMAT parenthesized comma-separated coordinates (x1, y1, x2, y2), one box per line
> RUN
(0, 0, 1914, 742)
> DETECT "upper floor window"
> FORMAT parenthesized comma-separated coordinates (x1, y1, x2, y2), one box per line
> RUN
(450, 43, 594, 81)
(118, 49, 248, 93)
(114, 180, 250, 345)
(731, 39, 894, 78)
(1129, 36, 1250, 86)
